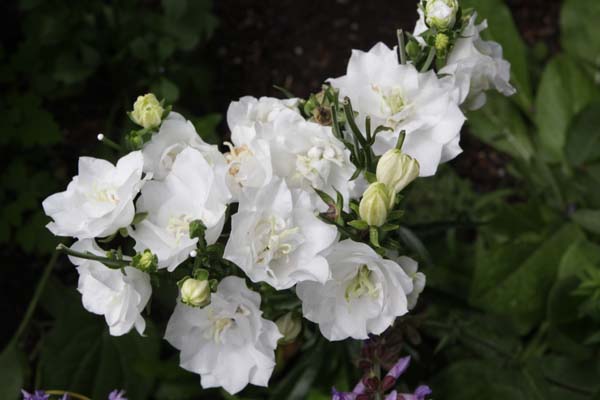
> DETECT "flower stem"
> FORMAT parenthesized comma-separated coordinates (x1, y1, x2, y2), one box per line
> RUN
(56, 243, 128, 269)
(420, 46, 436, 72)
(12, 250, 59, 344)
(397, 29, 407, 65)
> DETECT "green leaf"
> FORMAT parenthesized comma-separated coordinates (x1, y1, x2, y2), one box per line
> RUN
(560, 0, 600, 69)
(558, 239, 600, 279)
(571, 209, 600, 234)
(471, 223, 585, 334)
(0, 343, 23, 400)
(566, 103, 600, 167)
(534, 55, 596, 161)
(461, 0, 532, 112)
(467, 92, 533, 161)
(348, 220, 368, 230)
(38, 280, 160, 400)
(191, 113, 222, 144)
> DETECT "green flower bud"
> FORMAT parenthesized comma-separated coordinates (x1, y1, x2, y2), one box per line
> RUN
(131, 93, 164, 129)
(435, 33, 450, 53)
(376, 149, 420, 194)
(425, 0, 459, 32)
(180, 277, 211, 307)
(359, 182, 394, 227)
(132, 249, 158, 273)
(276, 312, 302, 344)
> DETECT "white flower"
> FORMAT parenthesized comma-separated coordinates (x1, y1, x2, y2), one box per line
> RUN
(42, 151, 145, 239)
(69, 239, 151, 336)
(328, 42, 465, 176)
(223, 125, 273, 199)
(296, 239, 413, 341)
(256, 112, 356, 209)
(129, 147, 231, 271)
(397, 256, 426, 310)
(440, 13, 516, 110)
(224, 178, 337, 290)
(165, 276, 282, 395)
(142, 112, 227, 180)
(227, 96, 301, 129)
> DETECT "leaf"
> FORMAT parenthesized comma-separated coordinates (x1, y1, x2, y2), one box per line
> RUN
(571, 209, 600, 234)
(566, 103, 600, 167)
(558, 238, 600, 279)
(38, 280, 160, 400)
(560, 0, 600, 69)
(461, 0, 533, 112)
(534, 55, 596, 161)
(467, 92, 533, 161)
(471, 223, 585, 334)
(153, 77, 180, 104)
(0, 343, 23, 400)
(431, 360, 529, 399)
(191, 113, 221, 144)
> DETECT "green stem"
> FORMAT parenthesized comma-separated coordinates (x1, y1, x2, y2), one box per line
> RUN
(56, 243, 128, 269)
(46, 391, 91, 400)
(420, 46, 436, 72)
(98, 134, 123, 152)
(12, 250, 59, 344)
(397, 29, 407, 65)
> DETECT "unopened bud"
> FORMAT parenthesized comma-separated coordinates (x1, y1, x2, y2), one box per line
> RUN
(376, 149, 420, 194)
(276, 312, 302, 344)
(425, 0, 459, 32)
(131, 93, 164, 129)
(359, 183, 394, 227)
(132, 249, 158, 273)
(435, 33, 450, 53)
(180, 277, 211, 307)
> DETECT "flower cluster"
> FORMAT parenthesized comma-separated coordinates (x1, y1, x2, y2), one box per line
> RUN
(42, 0, 514, 395)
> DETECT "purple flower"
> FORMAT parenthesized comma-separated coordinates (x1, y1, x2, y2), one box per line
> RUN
(396, 385, 432, 400)
(108, 390, 127, 400)
(21, 390, 49, 400)
(331, 388, 357, 400)
(386, 356, 411, 380)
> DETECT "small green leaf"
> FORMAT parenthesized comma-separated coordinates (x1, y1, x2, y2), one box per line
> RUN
(348, 220, 368, 230)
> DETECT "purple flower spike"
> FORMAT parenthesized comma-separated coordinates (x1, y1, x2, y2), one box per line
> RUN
(21, 390, 50, 400)
(386, 356, 411, 380)
(108, 390, 127, 400)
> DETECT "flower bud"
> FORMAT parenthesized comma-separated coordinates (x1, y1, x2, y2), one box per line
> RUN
(132, 249, 158, 273)
(131, 93, 164, 129)
(276, 312, 302, 344)
(425, 0, 459, 32)
(359, 183, 394, 227)
(376, 149, 420, 194)
(180, 277, 211, 307)
(435, 32, 450, 53)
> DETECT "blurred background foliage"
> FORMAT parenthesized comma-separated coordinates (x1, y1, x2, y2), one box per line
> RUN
(2, 0, 600, 399)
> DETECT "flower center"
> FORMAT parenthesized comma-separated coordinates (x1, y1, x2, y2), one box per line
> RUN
(253, 216, 301, 265)
(225, 142, 254, 178)
(371, 84, 408, 127)
(295, 142, 344, 187)
(167, 214, 193, 242)
(345, 265, 379, 301)
(90, 183, 120, 204)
